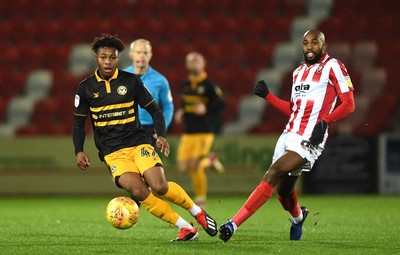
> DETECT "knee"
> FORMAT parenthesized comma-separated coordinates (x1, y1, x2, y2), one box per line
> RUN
(268, 166, 286, 178)
(178, 160, 196, 174)
(130, 187, 150, 201)
(263, 166, 285, 185)
(150, 181, 169, 196)
(177, 161, 189, 173)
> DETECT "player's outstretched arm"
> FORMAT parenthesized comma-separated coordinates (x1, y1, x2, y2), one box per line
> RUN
(254, 80, 291, 116)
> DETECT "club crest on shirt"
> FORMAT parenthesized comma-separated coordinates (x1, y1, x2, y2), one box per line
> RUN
(317, 65, 324, 73)
(117, 85, 127, 95)
(197, 85, 205, 95)
(93, 92, 99, 98)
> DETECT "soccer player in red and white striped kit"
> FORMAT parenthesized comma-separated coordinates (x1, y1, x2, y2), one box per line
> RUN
(219, 29, 355, 242)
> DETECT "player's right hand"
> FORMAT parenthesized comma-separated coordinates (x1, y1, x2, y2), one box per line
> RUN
(254, 80, 269, 98)
(156, 136, 170, 157)
(76, 152, 90, 170)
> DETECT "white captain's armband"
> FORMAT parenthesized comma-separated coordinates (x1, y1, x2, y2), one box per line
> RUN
(74, 95, 80, 107)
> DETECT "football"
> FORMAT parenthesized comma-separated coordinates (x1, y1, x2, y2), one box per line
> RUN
(106, 196, 140, 229)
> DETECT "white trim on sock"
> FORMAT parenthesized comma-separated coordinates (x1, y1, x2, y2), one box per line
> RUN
(231, 220, 238, 232)
(189, 204, 202, 217)
(292, 210, 303, 224)
(175, 216, 193, 229)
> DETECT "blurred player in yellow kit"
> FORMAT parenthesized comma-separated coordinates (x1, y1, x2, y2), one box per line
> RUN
(175, 51, 225, 208)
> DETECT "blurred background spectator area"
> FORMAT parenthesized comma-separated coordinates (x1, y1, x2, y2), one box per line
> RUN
(0, 0, 399, 137)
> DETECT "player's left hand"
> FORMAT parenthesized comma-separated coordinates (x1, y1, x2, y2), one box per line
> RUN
(309, 120, 328, 146)
(76, 151, 90, 170)
(254, 80, 270, 98)
(156, 136, 170, 157)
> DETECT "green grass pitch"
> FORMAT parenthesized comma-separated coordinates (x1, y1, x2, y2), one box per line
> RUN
(0, 195, 398, 255)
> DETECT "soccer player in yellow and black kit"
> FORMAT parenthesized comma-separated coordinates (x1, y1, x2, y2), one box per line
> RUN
(72, 34, 217, 241)
(175, 51, 225, 208)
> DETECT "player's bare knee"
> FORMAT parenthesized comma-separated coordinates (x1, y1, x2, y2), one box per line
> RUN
(150, 181, 169, 195)
(264, 167, 286, 183)
(177, 161, 189, 173)
(187, 159, 199, 171)
(130, 187, 150, 201)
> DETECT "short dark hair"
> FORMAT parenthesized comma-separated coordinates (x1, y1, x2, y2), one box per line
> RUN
(91, 34, 125, 53)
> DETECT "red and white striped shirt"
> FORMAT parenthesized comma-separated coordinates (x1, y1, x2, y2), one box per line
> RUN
(284, 53, 354, 137)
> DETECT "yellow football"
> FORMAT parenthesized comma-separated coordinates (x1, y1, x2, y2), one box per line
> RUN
(105, 196, 140, 229)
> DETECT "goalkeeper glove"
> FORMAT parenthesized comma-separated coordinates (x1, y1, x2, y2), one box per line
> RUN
(309, 120, 328, 146)
(254, 80, 269, 98)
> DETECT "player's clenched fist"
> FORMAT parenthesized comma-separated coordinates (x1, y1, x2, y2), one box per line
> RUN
(254, 80, 269, 98)
(309, 120, 328, 146)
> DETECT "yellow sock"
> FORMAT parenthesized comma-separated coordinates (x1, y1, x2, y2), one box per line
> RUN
(162, 182, 194, 210)
(191, 168, 207, 201)
(140, 192, 179, 225)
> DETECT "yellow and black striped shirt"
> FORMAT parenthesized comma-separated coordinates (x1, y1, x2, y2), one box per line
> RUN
(180, 72, 225, 133)
(74, 69, 155, 158)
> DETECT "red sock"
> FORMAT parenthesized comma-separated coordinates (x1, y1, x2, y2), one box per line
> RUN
(232, 181, 274, 227)
(277, 189, 301, 218)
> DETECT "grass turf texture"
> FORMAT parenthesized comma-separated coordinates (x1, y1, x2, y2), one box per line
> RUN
(0, 195, 398, 255)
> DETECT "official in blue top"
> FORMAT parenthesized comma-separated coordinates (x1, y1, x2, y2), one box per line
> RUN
(124, 39, 174, 147)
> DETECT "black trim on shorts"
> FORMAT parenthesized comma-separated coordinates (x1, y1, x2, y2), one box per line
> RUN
(115, 176, 123, 189)
(114, 163, 163, 189)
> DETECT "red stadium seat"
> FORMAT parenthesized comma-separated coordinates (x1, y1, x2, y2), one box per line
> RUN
(354, 92, 398, 135)
(351, 41, 378, 70)
(335, 93, 370, 135)
(32, 98, 59, 124)
(327, 42, 351, 66)
(359, 68, 387, 101)
(51, 68, 81, 98)
(222, 95, 241, 123)
(0, 96, 10, 122)
(16, 124, 41, 136)
(6, 70, 27, 97)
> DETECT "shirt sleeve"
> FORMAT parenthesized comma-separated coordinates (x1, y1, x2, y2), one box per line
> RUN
(144, 100, 167, 137)
(159, 77, 174, 128)
(322, 90, 355, 123)
(136, 76, 156, 108)
(330, 60, 355, 94)
(73, 84, 89, 117)
(72, 84, 88, 155)
(321, 61, 356, 123)
(265, 92, 292, 116)
(208, 83, 225, 113)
